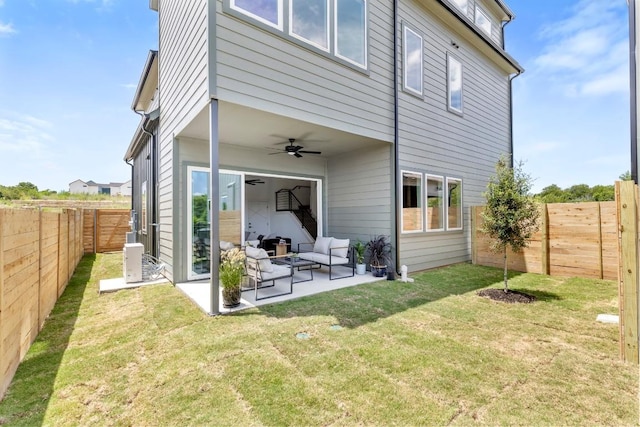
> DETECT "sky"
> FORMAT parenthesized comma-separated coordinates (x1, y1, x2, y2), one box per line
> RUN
(0, 0, 632, 193)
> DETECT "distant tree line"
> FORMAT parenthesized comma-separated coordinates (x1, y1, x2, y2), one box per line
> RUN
(534, 172, 632, 203)
(0, 182, 125, 201)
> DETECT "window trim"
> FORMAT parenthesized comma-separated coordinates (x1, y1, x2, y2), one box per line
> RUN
(230, 0, 283, 31)
(333, 0, 368, 69)
(225, 0, 368, 72)
(402, 23, 424, 97)
(426, 174, 445, 232)
(474, 5, 492, 36)
(450, 0, 468, 15)
(446, 53, 463, 115)
(401, 170, 424, 233)
(446, 177, 463, 231)
(289, 0, 330, 52)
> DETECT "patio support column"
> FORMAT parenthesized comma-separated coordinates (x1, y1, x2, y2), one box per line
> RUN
(209, 99, 220, 315)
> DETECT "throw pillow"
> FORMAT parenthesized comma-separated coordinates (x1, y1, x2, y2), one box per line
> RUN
(313, 236, 333, 255)
(330, 238, 349, 258)
(257, 248, 273, 273)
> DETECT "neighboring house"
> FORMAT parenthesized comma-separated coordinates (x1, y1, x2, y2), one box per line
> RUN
(68, 179, 132, 196)
(125, 0, 522, 311)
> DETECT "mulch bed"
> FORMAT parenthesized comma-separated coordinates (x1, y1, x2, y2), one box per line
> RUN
(477, 288, 536, 304)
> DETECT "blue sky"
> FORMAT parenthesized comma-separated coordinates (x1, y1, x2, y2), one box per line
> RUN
(0, 0, 631, 193)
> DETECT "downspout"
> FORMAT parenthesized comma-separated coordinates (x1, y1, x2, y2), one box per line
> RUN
(502, 15, 521, 168)
(393, 0, 400, 275)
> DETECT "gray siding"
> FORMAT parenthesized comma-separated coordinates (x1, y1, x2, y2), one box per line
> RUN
(326, 144, 393, 246)
(214, 0, 395, 143)
(157, 0, 209, 280)
(397, 0, 512, 272)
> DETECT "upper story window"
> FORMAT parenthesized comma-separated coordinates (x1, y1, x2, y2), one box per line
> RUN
(228, 0, 367, 70)
(475, 6, 492, 36)
(402, 24, 423, 96)
(290, 0, 329, 50)
(231, 0, 283, 30)
(450, 0, 468, 15)
(335, 0, 367, 68)
(447, 53, 463, 114)
(402, 171, 423, 232)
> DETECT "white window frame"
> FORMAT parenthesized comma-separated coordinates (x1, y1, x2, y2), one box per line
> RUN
(141, 180, 148, 234)
(230, 0, 284, 31)
(334, 0, 368, 69)
(426, 175, 445, 232)
(450, 0, 468, 15)
(402, 24, 423, 97)
(475, 5, 492, 36)
(289, 0, 330, 51)
(447, 53, 463, 115)
(446, 177, 463, 231)
(401, 171, 423, 233)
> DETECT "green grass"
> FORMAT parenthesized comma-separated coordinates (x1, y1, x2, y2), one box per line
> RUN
(0, 254, 636, 426)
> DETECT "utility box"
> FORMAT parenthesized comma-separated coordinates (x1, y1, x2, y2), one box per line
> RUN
(126, 232, 136, 244)
(123, 243, 144, 283)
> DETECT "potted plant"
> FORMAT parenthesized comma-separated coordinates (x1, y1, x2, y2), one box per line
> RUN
(353, 240, 367, 275)
(219, 247, 245, 308)
(366, 235, 391, 277)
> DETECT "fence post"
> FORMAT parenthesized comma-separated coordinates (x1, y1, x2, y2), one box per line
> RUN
(616, 180, 639, 364)
(597, 202, 603, 280)
(541, 204, 549, 275)
(38, 207, 42, 332)
(471, 206, 477, 265)
(0, 210, 4, 397)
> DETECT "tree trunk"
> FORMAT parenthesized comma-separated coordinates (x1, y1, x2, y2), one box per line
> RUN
(503, 248, 508, 293)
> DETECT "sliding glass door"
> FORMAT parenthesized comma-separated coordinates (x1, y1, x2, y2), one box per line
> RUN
(187, 167, 243, 280)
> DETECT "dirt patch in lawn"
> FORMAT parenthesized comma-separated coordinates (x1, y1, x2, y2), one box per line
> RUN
(477, 288, 536, 304)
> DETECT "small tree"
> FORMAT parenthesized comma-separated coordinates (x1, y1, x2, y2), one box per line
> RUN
(481, 155, 540, 292)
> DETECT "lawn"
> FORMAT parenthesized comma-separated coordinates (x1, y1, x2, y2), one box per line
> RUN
(0, 253, 636, 426)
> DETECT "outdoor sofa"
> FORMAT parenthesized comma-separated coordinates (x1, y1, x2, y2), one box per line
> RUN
(244, 245, 293, 300)
(297, 236, 354, 280)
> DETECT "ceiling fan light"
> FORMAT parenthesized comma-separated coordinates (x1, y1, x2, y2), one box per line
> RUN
(288, 151, 295, 155)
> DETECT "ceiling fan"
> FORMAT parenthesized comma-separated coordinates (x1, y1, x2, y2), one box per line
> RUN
(245, 178, 265, 185)
(269, 138, 322, 158)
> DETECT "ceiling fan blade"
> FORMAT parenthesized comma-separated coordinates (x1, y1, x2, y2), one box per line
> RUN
(294, 152, 303, 158)
(268, 151, 287, 155)
(298, 150, 321, 155)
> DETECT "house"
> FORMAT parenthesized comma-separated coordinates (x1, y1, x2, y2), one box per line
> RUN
(124, 0, 522, 313)
(69, 179, 132, 196)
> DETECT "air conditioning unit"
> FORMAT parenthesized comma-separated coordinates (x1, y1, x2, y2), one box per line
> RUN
(123, 243, 144, 283)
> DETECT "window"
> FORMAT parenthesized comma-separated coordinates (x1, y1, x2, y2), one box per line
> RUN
(403, 24, 423, 96)
(447, 178, 462, 230)
(402, 171, 423, 232)
(335, 0, 367, 68)
(290, 0, 329, 50)
(475, 6, 492, 36)
(447, 53, 463, 114)
(231, 0, 283, 30)
(141, 181, 148, 233)
(227, 0, 367, 69)
(426, 175, 444, 231)
(450, 0, 468, 15)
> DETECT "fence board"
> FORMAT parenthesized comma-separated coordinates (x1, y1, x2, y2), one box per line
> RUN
(96, 210, 129, 252)
(472, 202, 617, 280)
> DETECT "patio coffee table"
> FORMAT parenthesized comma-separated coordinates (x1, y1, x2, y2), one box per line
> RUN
(273, 256, 315, 283)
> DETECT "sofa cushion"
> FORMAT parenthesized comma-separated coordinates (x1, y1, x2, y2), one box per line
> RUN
(313, 236, 333, 255)
(245, 246, 273, 273)
(298, 252, 349, 265)
(260, 264, 291, 282)
(220, 240, 235, 251)
(330, 238, 349, 259)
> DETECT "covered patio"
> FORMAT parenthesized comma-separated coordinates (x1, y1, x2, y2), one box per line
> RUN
(176, 268, 385, 315)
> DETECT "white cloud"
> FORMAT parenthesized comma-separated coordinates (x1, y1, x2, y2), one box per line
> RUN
(0, 22, 16, 35)
(532, 0, 628, 97)
(0, 115, 53, 155)
(121, 83, 137, 89)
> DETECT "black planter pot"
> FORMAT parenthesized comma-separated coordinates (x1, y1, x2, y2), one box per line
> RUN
(371, 265, 387, 277)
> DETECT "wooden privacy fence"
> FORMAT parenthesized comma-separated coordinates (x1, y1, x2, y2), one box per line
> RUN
(83, 209, 130, 253)
(471, 202, 618, 280)
(0, 208, 83, 399)
(1, 207, 131, 400)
